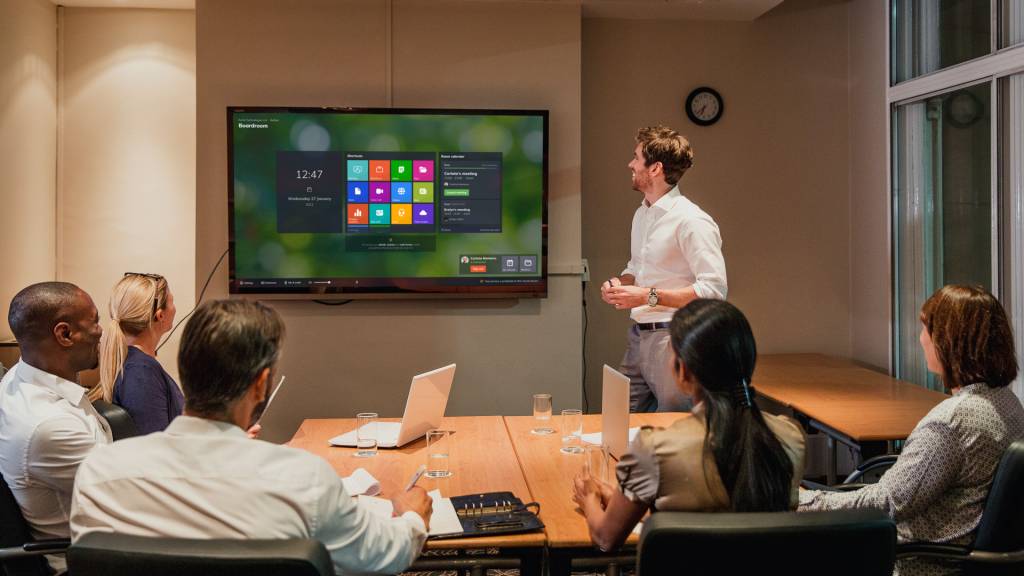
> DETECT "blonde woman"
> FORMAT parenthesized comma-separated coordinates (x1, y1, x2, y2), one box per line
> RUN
(96, 273, 183, 434)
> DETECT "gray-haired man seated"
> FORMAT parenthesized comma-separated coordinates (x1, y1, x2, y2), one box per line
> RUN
(70, 299, 432, 575)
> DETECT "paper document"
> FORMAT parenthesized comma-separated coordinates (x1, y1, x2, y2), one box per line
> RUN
(426, 489, 464, 537)
(581, 427, 640, 446)
(356, 489, 464, 537)
(341, 468, 380, 496)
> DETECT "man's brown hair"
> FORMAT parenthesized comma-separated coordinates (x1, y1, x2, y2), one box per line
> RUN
(920, 285, 1018, 389)
(636, 126, 694, 186)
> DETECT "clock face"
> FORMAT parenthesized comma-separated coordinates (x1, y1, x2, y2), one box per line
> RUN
(686, 87, 723, 126)
(946, 91, 983, 128)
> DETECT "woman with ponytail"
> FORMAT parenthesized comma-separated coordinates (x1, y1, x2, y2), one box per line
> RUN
(95, 273, 183, 434)
(572, 299, 805, 551)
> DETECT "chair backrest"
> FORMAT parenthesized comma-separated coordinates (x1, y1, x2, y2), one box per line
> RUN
(68, 533, 334, 576)
(967, 440, 1024, 575)
(0, 474, 52, 576)
(637, 509, 895, 576)
(91, 400, 139, 441)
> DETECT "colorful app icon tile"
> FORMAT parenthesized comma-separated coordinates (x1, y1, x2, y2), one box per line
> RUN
(413, 160, 434, 182)
(391, 160, 412, 180)
(347, 203, 369, 225)
(412, 203, 434, 225)
(391, 182, 412, 202)
(347, 181, 368, 202)
(370, 182, 390, 203)
(346, 160, 368, 181)
(369, 204, 390, 225)
(391, 203, 413, 225)
(369, 160, 391, 181)
(413, 182, 434, 203)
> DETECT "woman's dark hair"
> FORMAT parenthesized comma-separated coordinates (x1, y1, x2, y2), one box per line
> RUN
(920, 285, 1018, 389)
(669, 299, 793, 512)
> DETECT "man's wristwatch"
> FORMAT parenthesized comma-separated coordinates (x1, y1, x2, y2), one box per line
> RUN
(647, 287, 659, 307)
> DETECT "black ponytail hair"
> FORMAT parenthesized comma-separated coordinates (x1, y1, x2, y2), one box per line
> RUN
(669, 299, 793, 512)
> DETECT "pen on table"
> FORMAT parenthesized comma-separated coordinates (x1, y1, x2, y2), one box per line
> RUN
(404, 464, 427, 491)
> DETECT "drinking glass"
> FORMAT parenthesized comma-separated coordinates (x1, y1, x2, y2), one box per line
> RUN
(531, 393, 555, 435)
(584, 443, 610, 482)
(560, 408, 584, 454)
(354, 412, 378, 458)
(425, 429, 453, 478)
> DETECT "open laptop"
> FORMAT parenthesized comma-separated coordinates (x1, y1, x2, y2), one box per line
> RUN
(580, 365, 634, 457)
(601, 364, 631, 458)
(329, 364, 456, 448)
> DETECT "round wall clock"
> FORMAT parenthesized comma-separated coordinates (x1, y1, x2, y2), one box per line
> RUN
(685, 86, 724, 126)
(945, 91, 983, 129)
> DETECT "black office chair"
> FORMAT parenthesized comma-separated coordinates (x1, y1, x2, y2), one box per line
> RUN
(91, 400, 139, 441)
(799, 453, 899, 492)
(896, 440, 1024, 575)
(68, 533, 333, 576)
(0, 473, 69, 576)
(636, 509, 895, 575)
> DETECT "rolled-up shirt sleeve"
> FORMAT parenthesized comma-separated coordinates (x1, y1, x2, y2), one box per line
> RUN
(679, 217, 727, 300)
(799, 419, 962, 526)
(312, 460, 426, 575)
(615, 427, 660, 506)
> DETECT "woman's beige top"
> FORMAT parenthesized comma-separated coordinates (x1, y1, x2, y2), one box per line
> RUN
(615, 404, 806, 511)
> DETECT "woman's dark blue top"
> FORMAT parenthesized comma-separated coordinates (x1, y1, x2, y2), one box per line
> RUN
(113, 346, 185, 434)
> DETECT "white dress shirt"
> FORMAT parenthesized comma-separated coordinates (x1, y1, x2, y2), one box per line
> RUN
(0, 360, 112, 542)
(622, 186, 727, 323)
(70, 416, 427, 576)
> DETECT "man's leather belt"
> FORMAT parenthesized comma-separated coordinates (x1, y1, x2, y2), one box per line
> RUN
(636, 322, 671, 331)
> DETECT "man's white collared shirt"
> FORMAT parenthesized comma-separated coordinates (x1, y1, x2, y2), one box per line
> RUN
(622, 186, 727, 323)
(0, 360, 112, 541)
(70, 416, 427, 576)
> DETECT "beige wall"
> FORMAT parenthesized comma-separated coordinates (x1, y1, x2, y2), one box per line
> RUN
(197, 0, 583, 442)
(847, 0, 890, 371)
(58, 7, 196, 381)
(582, 0, 853, 402)
(0, 0, 57, 342)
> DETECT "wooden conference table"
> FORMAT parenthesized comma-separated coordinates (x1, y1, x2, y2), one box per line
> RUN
(291, 413, 682, 576)
(753, 354, 948, 483)
(290, 356, 943, 573)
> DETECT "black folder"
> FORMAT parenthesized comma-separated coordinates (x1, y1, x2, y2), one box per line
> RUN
(429, 491, 544, 539)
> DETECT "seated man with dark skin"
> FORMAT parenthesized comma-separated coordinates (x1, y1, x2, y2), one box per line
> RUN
(0, 282, 111, 570)
(71, 299, 433, 575)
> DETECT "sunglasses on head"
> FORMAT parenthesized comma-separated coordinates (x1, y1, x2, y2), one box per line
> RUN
(124, 272, 164, 281)
(124, 272, 165, 314)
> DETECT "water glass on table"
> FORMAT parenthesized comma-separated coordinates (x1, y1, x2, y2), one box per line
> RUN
(354, 412, 378, 458)
(560, 408, 584, 454)
(531, 393, 555, 435)
(426, 429, 453, 478)
(584, 443, 610, 482)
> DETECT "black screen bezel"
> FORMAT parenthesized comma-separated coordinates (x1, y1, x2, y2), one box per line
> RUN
(227, 106, 549, 299)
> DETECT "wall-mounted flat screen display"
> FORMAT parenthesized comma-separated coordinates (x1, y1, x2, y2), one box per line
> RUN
(228, 107, 548, 298)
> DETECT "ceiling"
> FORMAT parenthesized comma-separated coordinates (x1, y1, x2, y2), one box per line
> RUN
(51, 0, 785, 21)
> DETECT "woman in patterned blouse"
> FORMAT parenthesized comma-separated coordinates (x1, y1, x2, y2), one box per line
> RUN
(800, 285, 1024, 576)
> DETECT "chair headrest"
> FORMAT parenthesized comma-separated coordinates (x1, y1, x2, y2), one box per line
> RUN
(68, 532, 333, 576)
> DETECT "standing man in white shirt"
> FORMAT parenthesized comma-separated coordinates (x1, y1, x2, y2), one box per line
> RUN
(602, 126, 727, 412)
(71, 299, 433, 576)
(0, 282, 111, 569)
